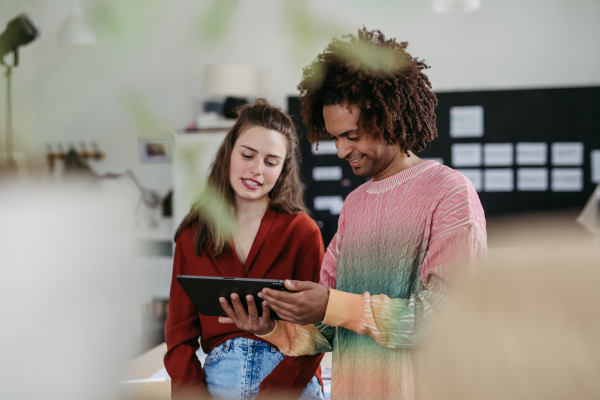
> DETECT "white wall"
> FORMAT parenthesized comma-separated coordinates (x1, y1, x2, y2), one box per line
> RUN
(1, 0, 599, 193)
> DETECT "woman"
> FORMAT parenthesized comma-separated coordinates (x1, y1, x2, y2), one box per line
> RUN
(164, 99, 325, 400)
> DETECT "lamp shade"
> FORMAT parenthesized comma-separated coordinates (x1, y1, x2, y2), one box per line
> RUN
(433, 0, 481, 12)
(204, 63, 260, 97)
(57, 2, 96, 46)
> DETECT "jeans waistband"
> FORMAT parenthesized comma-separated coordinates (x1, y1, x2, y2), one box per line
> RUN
(222, 337, 278, 352)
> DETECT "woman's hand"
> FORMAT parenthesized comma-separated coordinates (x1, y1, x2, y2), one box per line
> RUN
(218, 294, 276, 336)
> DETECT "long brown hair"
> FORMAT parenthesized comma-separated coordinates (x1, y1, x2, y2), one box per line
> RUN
(175, 98, 308, 256)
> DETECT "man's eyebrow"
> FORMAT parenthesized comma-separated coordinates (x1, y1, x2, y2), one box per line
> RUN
(241, 144, 282, 159)
(328, 129, 358, 138)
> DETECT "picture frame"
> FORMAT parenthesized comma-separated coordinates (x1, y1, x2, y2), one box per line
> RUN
(139, 137, 171, 163)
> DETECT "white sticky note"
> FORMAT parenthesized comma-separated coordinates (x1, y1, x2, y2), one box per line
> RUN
(517, 168, 548, 191)
(484, 169, 514, 192)
(516, 143, 547, 165)
(450, 106, 484, 138)
(452, 143, 482, 167)
(422, 157, 444, 165)
(311, 141, 337, 155)
(484, 143, 513, 166)
(312, 166, 343, 181)
(457, 169, 482, 192)
(551, 168, 583, 192)
(591, 150, 600, 184)
(551, 142, 584, 166)
(314, 196, 344, 215)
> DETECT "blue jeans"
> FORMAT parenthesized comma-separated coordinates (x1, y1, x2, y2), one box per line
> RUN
(204, 337, 324, 400)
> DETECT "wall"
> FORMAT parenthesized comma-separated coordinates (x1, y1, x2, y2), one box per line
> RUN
(1, 0, 599, 195)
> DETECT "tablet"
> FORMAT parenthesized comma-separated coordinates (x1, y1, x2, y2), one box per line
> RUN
(176, 275, 290, 320)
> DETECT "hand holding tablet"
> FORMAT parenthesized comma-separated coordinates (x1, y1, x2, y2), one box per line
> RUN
(218, 293, 276, 336)
(176, 275, 290, 320)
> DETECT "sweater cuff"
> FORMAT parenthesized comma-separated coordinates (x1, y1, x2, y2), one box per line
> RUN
(256, 320, 292, 351)
(323, 289, 364, 328)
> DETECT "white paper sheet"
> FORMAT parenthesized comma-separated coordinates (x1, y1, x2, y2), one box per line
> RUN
(591, 150, 600, 184)
(484, 169, 514, 192)
(517, 168, 548, 191)
(484, 143, 513, 166)
(312, 166, 343, 181)
(452, 143, 482, 167)
(457, 169, 482, 192)
(551, 168, 583, 192)
(551, 142, 584, 166)
(311, 141, 337, 155)
(450, 106, 484, 138)
(314, 196, 344, 215)
(516, 142, 547, 165)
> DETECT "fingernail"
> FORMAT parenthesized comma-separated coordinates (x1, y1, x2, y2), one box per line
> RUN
(219, 297, 225, 303)
(246, 295, 253, 301)
(286, 279, 292, 286)
(263, 301, 267, 306)
(257, 292, 263, 298)
(231, 294, 237, 300)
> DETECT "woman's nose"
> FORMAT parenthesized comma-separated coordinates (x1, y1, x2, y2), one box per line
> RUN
(249, 159, 263, 175)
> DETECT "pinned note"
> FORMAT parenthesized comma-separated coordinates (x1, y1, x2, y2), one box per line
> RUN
(450, 106, 484, 138)
(312, 166, 343, 181)
(517, 168, 548, 191)
(484, 143, 513, 166)
(484, 169, 514, 192)
(551, 168, 583, 192)
(452, 143, 482, 167)
(314, 196, 344, 215)
(311, 141, 337, 155)
(516, 143, 547, 166)
(551, 142, 584, 166)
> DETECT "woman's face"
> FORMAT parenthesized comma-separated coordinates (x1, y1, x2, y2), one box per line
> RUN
(229, 126, 288, 204)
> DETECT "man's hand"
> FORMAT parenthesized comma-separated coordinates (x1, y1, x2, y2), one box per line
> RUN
(259, 280, 329, 325)
(218, 294, 276, 336)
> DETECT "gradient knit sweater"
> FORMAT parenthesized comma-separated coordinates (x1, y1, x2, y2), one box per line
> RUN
(260, 160, 488, 400)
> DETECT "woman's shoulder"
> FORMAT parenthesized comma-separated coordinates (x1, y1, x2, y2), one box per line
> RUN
(274, 210, 320, 236)
(175, 223, 197, 245)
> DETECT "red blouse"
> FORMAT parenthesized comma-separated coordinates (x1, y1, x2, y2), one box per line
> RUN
(164, 208, 325, 399)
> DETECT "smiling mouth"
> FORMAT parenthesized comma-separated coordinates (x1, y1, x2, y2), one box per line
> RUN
(242, 178, 262, 187)
(348, 155, 364, 165)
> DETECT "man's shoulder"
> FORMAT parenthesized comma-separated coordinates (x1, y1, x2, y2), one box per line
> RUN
(422, 163, 477, 198)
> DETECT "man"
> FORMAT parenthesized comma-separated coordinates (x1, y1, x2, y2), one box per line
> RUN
(221, 27, 488, 400)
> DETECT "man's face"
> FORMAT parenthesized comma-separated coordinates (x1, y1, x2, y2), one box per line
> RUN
(323, 104, 400, 179)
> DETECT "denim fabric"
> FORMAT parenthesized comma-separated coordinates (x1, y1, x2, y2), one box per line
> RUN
(204, 337, 324, 400)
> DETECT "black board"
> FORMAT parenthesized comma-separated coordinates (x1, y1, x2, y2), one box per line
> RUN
(289, 87, 600, 247)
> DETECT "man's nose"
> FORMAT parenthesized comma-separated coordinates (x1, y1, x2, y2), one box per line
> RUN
(336, 140, 353, 160)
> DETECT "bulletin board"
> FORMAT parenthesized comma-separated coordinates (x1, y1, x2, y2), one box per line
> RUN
(289, 87, 600, 247)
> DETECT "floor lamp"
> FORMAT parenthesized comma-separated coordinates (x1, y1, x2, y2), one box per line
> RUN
(0, 13, 39, 175)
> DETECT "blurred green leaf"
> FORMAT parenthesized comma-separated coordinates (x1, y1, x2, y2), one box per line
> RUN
(122, 92, 170, 137)
(88, 0, 161, 48)
(195, 0, 239, 48)
(283, 0, 345, 66)
(193, 183, 236, 238)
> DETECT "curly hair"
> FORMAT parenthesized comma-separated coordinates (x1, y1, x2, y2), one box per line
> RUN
(297, 27, 438, 154)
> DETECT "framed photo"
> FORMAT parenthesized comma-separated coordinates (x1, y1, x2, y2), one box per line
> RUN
(140, 137, 171, 163)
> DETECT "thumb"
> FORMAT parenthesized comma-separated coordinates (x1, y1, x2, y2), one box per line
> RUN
(285, 279, 312, 292)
